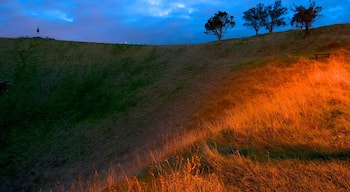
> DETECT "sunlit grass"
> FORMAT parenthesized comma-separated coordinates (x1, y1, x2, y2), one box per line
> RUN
(75, 53, 350, 192)
(206, 53, 350, 157)
(2, 24, 350, 191)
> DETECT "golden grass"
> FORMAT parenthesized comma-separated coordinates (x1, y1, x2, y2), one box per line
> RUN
(199, 52, 350, 191)
(65, 51, 350, 191)
(203, 148, 350, 191)
(206, 52, 350, 153)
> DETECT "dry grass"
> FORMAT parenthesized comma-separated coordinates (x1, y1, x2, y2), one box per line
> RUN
(203, 148, 350, 192)
(67, 51, 350, 191)
(199, 52, 350, 191)
(206, 52, 350, 154)
(3, 24, 350, 191)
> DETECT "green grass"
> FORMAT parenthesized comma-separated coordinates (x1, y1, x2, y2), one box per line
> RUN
(0, 38, 173, 190)
(1, 24, 350, 191)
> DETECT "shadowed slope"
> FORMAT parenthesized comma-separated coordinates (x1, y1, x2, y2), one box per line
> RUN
(0, 24, 350, 191)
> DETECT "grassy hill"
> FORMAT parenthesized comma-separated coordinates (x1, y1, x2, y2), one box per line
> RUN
(1, 24, 350, 191)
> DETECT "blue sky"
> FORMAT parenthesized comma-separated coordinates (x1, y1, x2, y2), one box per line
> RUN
(1, 0, 349, 45)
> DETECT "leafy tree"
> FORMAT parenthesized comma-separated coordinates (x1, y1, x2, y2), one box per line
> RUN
(291, 1, 322, 36)
(265, 0, 287, 33)
(204, 11, 235, 42)
(243, 3, 267, 36)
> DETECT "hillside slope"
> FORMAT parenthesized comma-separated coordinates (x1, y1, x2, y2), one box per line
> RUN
(0, 24, 350, 191)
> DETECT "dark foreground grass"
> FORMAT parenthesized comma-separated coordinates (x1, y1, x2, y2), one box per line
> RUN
(0, 38, 172, 191)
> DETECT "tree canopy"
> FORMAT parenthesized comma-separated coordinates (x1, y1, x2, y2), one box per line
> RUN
(242, 3, 267, 36)
(243, 0, 287, 36)
(204, 11, 235, 42)
(205, 1, 323, 41)
(291, 1, 322, 36)
(265, 0, 287, 33)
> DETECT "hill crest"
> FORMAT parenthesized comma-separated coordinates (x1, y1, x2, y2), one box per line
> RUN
(1, 24, 350, 191)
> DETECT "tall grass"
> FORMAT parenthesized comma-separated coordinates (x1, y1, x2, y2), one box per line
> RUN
(2, 25, 350, 191)
(74, 52, 350, 191)
(206, 52, 350, 157)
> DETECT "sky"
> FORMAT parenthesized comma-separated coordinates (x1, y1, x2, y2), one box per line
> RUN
(0, 0, 349, 45)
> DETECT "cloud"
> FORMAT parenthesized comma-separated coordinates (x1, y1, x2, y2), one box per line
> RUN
(134, 1, 194, 18)
(149, 7, 171, 17)
(1, 0, 349, 44)
(148, 0, 162, 5)
(25, 9, 74, 22)
(52, 10, 74, 22)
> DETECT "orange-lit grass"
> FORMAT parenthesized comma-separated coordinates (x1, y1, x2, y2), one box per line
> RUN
(66, 155, 224, 192)
(67, 54, 350, 191)
(206, 55, 350, 155)
(196, 54, 350, 191)
(148, 55, 350, 192)
(146, 155, 224, 192)
(156, 54, 350, 160)
(203, 147, 350, 191)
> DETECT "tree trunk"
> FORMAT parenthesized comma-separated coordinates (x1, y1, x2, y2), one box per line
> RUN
(305, 25, 309, 36)
(218, 34, 222, 42)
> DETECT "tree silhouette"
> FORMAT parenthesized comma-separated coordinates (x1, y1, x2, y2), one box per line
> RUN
(204, 11, 235, 42)
(265, 0, 287, 33)
(243, 3, 267, 36)
(291, 1, 322, 36)
(0, 80, 11, 96)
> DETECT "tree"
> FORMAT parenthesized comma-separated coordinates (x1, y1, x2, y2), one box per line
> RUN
(265, 0, 287, 33)
(242, 3, 267, 36)
(291, 1, 322, 36)
(0, 80, 11, 96)
(204, 11, 235, 42)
